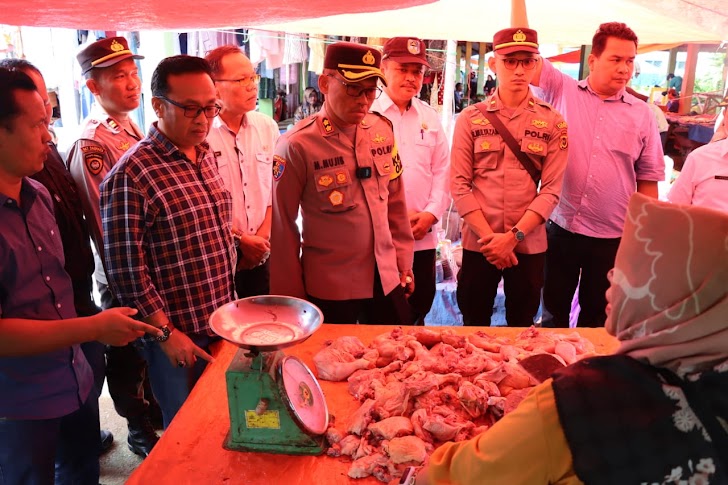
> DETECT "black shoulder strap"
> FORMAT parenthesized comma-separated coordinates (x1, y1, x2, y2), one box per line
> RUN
(474, 103, 540, 185)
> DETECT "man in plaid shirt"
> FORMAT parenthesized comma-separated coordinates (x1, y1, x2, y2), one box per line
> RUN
(100, 55, 236, 427)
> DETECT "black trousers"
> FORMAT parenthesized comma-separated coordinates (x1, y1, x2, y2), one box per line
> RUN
(234, 260, 270, 298)
(307, 267, 412, 325)
(409, 249, 437, 325)
(457, 249, 545, 327)
(99, 283, 153, 419)
(542, 220, 621, 328)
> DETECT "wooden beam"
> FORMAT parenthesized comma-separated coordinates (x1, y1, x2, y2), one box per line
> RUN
(465, 42, 473, 99)
(680, 43, 699, 115)
(477, 42, 486, 98)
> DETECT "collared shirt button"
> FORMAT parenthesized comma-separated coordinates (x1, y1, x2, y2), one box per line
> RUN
(46, 276, 51, 281)
(37, 246, 42, 252)
(50, 230, 55, 235)
(56, 303, 62, 308)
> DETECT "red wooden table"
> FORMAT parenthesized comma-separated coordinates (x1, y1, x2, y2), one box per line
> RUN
(127, 325, 618, 485)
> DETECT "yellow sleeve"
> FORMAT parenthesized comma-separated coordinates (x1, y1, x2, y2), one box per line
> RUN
(422, 380, 583, 485)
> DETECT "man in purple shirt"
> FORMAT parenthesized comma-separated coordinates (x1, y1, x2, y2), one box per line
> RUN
(512, 0, 664, 328)
(0, 68, 160, 485)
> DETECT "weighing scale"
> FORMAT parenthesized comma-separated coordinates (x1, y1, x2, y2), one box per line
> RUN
(209, 295, 329, 455)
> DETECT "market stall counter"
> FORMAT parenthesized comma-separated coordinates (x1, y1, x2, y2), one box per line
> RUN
(127, 325, 618, 485)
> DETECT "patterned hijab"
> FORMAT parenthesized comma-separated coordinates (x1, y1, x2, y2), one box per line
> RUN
(605, 193, 728, 376)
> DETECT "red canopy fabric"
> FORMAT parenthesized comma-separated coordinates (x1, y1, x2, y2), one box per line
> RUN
(0, 0, 434, 31)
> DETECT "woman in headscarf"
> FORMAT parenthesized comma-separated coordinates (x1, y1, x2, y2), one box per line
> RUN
(293, 87, 322, 123)
(408, 193, 728, 485)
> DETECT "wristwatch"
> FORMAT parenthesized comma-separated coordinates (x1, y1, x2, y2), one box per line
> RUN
(511, 226, 525, 242)
(155, 324, 173, 342)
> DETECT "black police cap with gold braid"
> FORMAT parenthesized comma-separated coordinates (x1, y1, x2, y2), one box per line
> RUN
(324, 42, 387, 86)
(77, 36, 144, 75)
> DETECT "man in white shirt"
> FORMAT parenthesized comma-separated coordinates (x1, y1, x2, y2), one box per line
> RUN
(668, 105, 728, 214)
(371, 37, 450, 325)
(205, 46, 279, 297)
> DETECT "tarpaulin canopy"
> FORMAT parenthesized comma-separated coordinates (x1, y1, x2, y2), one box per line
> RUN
(0, 0, 727, 46)
(257, 0, 728, 46)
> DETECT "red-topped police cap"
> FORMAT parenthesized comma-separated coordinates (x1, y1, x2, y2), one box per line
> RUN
(492, 28, 539, 55)
(77, 37, 144, 75)
(324, 42, 387, 86)
(382, 37, 430, 68)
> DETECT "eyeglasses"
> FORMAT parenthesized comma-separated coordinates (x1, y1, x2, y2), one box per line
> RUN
(156, 95, 221, 119)
(499, 57, 538, 71)
(214, 75, 261, 87)
(326, 75, 382, 100)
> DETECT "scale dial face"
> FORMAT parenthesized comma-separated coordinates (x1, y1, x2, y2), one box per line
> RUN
(279, 356, 329, 435)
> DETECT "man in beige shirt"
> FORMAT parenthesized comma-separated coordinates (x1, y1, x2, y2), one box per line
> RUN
(450, 27, 568, 327)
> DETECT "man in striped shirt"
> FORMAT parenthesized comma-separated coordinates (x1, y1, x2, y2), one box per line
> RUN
(100, 55, 236, 427)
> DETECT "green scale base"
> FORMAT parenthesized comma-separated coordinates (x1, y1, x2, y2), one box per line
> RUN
(224, 349, 325, 455)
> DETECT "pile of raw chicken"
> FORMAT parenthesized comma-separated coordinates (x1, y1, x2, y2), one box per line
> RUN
(314, 327, 596, 482)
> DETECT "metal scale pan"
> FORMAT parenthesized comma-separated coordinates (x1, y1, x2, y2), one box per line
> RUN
(209, 295, 323, 354)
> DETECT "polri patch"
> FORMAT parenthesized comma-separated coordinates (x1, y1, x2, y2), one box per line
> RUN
(272, 155, 286, 181)
(559, 133, 568, 150)
(81, 145, 105, 176)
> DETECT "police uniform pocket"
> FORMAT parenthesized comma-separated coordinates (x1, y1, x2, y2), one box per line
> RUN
(373, 157, 395, 200)
(473, 137, 500, 170)
(519, 138, 546, 171)
(316, 170, 357, 213)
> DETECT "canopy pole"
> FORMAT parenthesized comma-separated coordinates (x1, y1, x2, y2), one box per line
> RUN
(441, 39, 457, 136)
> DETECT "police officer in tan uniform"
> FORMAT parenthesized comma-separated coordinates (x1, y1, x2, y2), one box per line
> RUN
(271, 42, 415, 324)
(66, 37, 159, 456)
(451, 28, 568, 327)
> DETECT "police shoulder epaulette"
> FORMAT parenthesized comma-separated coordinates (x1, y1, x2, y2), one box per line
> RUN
(286, 116, 317, 137)
(366, 111, 393, 129)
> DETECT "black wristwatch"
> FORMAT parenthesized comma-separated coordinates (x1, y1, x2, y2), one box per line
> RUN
(511, 226, 525, 242)
(155, 325, 172, 342)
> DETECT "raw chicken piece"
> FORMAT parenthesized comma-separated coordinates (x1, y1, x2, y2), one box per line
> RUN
(563, 332, 596, 355)
(457, 381, 488, 418)
(471, 374, 502, 397)
(352, 436, 376, 460)
(347, 399, 376, 435)
(410, 408, 434, 444)
(402, 371, 440, 397)
(408, 328, 442, 348)
(329, 336, 368, 357)
(348, 452, 388, 479)
(384, 436, 428, 464)
(325, 427, 344, 445)
(498, 361, 536, 395)
(554, 341, 577, 365)
(314, 345, 374, 381)
(422, 414, 471, 442)
(467, 331, 502, 353)
(368, 416, 414, 440)
(372, 381, 410, 419)
(348, 366, 394, 401)
(338, 434, 361, 456)
(440, 330, 467, 349)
